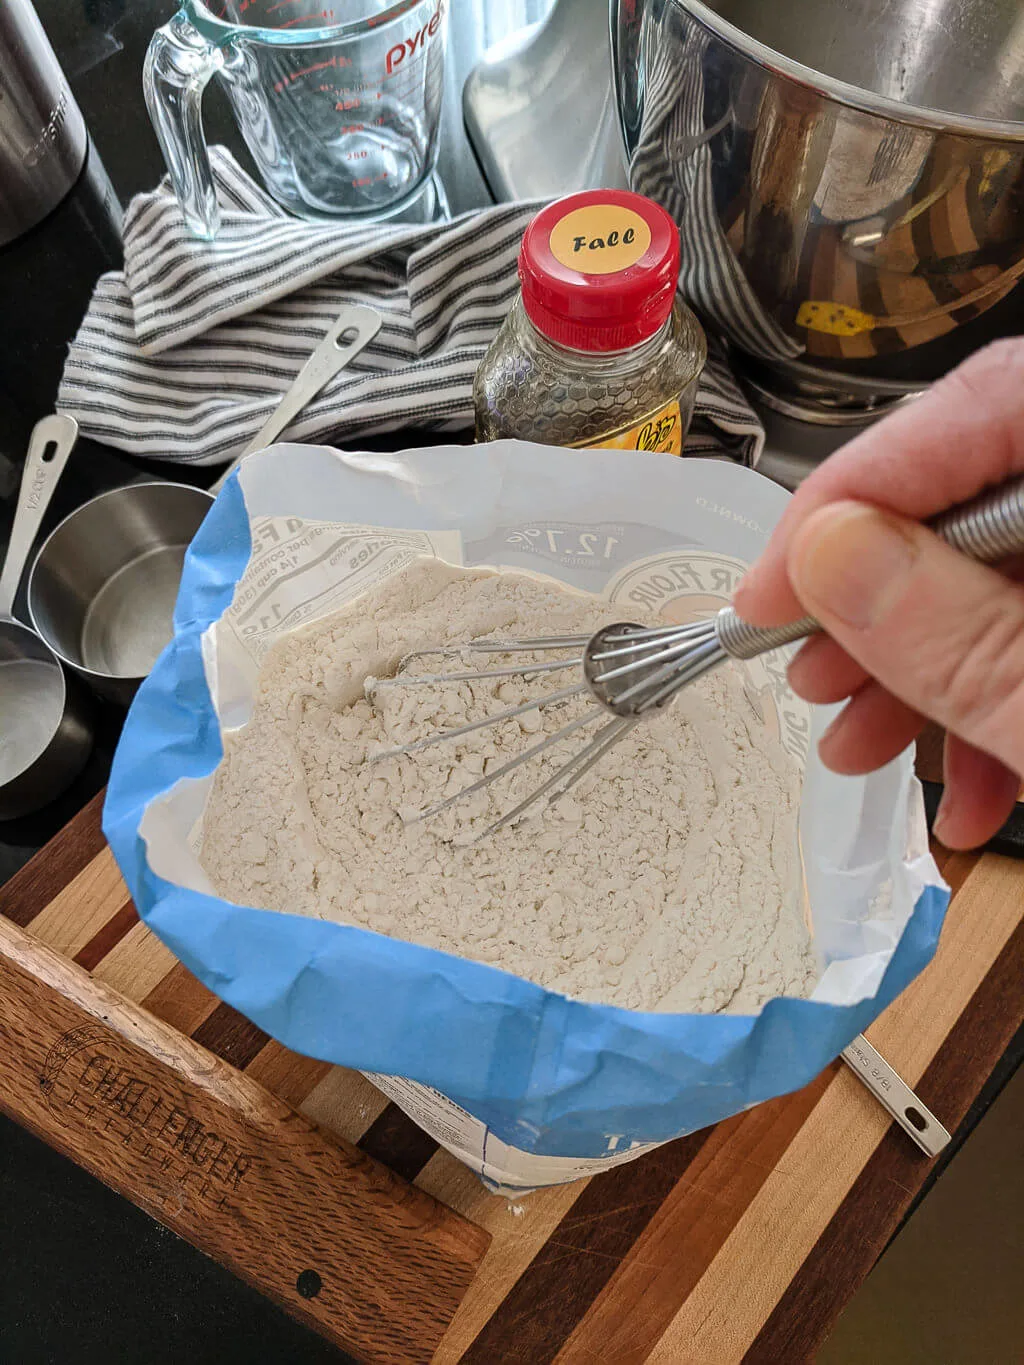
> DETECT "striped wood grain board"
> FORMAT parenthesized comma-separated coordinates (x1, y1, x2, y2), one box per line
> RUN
(2, 790, 1022, 1363)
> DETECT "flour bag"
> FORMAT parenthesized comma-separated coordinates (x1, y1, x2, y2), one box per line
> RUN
(104, 443, 948, 1195)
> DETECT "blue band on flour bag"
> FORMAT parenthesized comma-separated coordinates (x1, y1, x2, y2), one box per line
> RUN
(103, 446, 949, 1162)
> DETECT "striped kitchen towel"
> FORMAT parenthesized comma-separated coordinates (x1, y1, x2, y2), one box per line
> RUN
(58, 147, 764, 467)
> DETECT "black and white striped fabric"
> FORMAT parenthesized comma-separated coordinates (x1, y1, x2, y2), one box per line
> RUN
(58, 147, 764, 467)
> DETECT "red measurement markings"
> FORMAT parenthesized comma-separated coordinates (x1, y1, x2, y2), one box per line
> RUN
(324, 77, 394, 95)
(383, 60, 441, 90)
(318, 84, 380, 105)
(279, 11, 334, 28)
(383, 53, 445, 98)
(273, 54, 352, 93)
(296, 56, 334, 77)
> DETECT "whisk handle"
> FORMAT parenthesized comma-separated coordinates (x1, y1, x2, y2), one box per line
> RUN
(715, 610, 817, 658)
(717, 473, 1024, 662)
(930, 473, 1024, 559)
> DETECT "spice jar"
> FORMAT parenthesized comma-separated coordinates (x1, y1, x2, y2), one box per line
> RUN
(474, 190, 706, 453)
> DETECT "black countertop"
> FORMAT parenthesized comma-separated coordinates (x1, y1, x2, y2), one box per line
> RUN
(1, 4, 1021, 1362)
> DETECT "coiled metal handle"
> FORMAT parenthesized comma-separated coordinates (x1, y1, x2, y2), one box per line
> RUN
(716, 609, 817, 659)
(931, 476, 1024, 559)
(717, 473, 1024, 662)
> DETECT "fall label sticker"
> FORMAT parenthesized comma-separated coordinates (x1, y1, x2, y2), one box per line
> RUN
(549, 204, 652, 275)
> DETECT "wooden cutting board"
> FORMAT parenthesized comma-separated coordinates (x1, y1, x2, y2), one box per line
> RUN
(0, 909, 489, 1365)
(2, 790, 1022, 1364)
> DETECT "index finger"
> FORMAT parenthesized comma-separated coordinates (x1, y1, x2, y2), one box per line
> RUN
(734, 337, 1024, 625)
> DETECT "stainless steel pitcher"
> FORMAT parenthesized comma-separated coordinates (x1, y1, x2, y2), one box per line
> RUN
(0, 0, 88, 247)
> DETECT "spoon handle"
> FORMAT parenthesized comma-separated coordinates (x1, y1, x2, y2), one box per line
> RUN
(210, 304, 382, 495)
(0, 414, 79, 619)
(842, 1033, 950, 1157)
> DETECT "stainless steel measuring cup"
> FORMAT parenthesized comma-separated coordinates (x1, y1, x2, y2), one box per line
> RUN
(145, 0, 450, 240)
(28, 481, 215, 707)
(0, 414, 93, 820)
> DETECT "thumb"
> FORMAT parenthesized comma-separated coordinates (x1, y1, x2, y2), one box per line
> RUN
(787, 501, 1024, 776)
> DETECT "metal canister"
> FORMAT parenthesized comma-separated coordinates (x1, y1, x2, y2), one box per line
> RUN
(0, 0, 88, 247)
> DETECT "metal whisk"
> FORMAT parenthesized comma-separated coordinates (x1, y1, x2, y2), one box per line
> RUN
(371, 474, 1024, 839)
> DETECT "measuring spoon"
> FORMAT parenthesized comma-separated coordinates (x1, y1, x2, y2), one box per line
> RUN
(210, 304, 383, 494)
(0, 414, 93, 819)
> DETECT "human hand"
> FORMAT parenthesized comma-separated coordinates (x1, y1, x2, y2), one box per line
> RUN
(734, 339, 1024, 850)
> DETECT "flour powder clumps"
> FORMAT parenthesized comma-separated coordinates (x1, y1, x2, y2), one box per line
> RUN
(200, 559, 817, 1012)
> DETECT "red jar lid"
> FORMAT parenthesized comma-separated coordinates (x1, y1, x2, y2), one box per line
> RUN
(518, 190, 680, 352)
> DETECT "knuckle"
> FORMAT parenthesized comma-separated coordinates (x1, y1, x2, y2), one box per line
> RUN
(940, 337, 1024, 405)
(922, 596, 1024, 736)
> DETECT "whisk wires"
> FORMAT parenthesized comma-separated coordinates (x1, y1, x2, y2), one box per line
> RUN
(366, 619, 728, 840)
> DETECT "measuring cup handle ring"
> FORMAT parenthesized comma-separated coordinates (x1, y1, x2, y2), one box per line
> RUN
(144, 12, 224, 241)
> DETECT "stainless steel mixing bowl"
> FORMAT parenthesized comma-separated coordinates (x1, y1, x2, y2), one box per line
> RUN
(611, 0, 1024, 403)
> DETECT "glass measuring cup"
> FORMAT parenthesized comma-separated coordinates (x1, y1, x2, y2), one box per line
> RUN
(144, 0, 449, 240)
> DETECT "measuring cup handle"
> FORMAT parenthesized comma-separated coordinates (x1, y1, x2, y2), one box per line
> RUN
(144, 12, 223, 241)
(0, 415, 79, 619)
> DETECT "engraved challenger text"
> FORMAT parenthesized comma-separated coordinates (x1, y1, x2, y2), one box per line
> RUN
(40, 1032, 253, 1206)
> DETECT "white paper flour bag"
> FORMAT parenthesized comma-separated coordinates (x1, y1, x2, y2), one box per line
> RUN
(105, 442, 948, 1195)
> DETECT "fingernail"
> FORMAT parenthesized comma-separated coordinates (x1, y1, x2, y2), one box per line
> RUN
(731, 569, 769, 623)
(732, 570, 755, 607)
(933, 788, 955, 845)
(789, 503, 918, 629)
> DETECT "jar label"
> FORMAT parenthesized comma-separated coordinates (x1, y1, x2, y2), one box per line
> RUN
(548, 204, 652, 275)
(578, 399, 683, 455)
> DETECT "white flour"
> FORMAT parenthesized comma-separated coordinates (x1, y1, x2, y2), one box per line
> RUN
(200, 560, 817, 1013)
